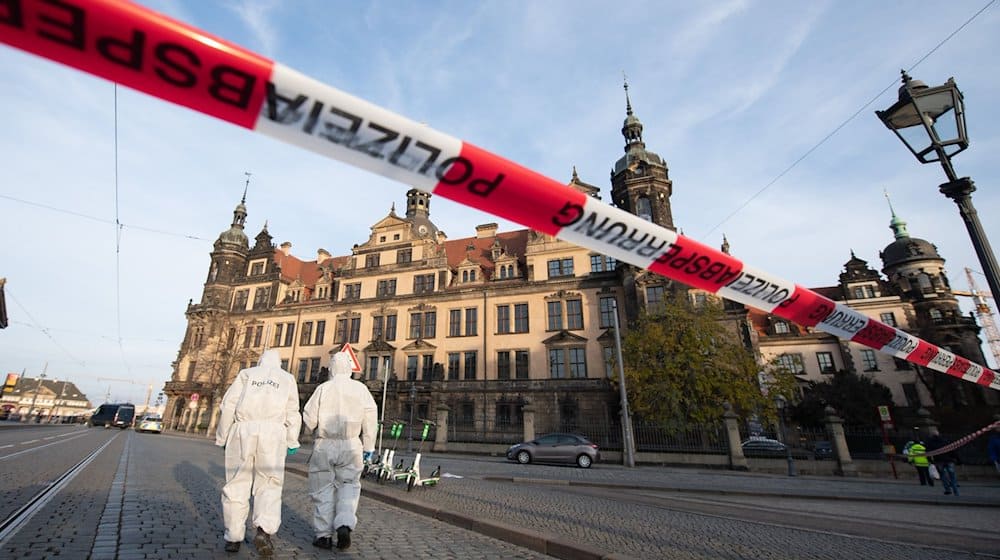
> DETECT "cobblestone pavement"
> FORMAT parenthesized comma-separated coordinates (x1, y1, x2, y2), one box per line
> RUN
(295, 450, 1000, 560)
(109, 431, 546, 559)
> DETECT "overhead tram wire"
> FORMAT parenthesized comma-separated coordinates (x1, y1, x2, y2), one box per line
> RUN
(0, 193, 212, 242)
(5, 287, 86, 368)
(113, 84, 132, 377)
(701, 0, 997, 238)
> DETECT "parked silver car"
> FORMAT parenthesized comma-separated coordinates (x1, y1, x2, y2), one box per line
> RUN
(506, 433, 600, 468)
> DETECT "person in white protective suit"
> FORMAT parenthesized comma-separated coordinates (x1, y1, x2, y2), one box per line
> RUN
(215, 349, 301, 556)
(303, 350, 378, 550)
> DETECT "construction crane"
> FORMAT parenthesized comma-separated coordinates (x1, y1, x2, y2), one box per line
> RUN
(97, 377, 155, 413)
(951, 268, 1000, 368)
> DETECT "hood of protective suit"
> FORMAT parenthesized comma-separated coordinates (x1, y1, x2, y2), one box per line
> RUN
(330, 351, 354, 377)
(259, 348, 281, 370)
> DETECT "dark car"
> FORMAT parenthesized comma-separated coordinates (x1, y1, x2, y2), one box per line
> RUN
(88, 403, 136, 429)
(812, 440, 834, 460)
(506, 433, 600, 468)
(741, 437, 788, 458)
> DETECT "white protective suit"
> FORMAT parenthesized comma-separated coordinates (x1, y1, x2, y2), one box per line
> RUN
(215, 349, 301, 543)
(303, 350, 378, 536)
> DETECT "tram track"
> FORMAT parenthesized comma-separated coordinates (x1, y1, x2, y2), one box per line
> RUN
(0, 432, 121, 547)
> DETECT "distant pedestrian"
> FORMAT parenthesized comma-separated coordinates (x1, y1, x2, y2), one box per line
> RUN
(988, 429, 1000, 474)
(215, 349, 302, 556)
(927, 434, 959, 496)
(303, 350, 378, 551)
(907, 440, 934, 487)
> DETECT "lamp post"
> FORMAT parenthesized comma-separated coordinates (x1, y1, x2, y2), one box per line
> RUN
(876, 71, 1000, 301)
(407, 382, 417, 452)
(610, 299, 636, 468)
(773, 394, 796, 477)
(26, 371, 47, 422)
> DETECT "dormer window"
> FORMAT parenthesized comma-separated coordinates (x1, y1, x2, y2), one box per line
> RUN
(249, 260, 266, 276)
(773, 321, 790, 334)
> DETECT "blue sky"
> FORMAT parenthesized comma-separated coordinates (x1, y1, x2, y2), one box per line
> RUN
(2, 0, 998, 405)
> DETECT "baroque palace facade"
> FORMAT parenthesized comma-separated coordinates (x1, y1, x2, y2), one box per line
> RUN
(163, 92, 993, 436)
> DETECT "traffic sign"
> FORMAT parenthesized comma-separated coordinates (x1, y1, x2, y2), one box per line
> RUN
(341, 343, 362, 373)
(877, 405, 892, 422)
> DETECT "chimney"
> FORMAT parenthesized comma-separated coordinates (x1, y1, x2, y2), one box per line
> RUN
(280, 242, 292, 256)
(476, 223, 498, 239)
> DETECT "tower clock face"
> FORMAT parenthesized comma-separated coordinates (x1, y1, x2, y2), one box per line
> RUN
(418, 225, 428, 236)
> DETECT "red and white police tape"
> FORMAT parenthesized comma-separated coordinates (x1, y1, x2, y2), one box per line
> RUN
(2, 0, 997, 390)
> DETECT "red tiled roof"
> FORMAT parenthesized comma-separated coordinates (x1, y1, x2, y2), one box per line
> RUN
(443, 230, 529, 277)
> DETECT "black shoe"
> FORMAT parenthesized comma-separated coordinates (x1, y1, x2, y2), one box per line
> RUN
(224, 541, 240, 553)
(312, 536, 333, 549)
(336, 525, 352, 550)
(254, 527, 274, 557)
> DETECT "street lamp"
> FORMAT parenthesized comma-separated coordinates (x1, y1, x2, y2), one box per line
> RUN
(26, 373, 47, 422)
(610, 298, 636, 467)
(876, 71, 1000, 301)
(773, 394, 796, 477)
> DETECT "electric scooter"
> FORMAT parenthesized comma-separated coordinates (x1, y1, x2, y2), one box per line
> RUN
(404, 419, 441, 491)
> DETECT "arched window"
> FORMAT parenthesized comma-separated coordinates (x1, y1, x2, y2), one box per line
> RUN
(462, 270, 469, 282)
(636, 196, 652, 221)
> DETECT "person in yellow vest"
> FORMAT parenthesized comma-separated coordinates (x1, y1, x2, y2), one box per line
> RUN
(907, 440, 935, 487)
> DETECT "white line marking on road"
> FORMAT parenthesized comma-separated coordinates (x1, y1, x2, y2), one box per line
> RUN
(21, 440, 39, 444)
(0, 432, 94, 461)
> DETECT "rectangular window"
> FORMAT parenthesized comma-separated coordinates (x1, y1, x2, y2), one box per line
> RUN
(186, 361, 196, 380)
(566, 299, 583, 330)
(515, 350, 529, 379)
(547, 301, 563, 331)
(568, 347, 587, 378)
(377, 279, 396, 297)
(449, 309, 462, 337)
(646, 286, 665, 314)
(232, 289, 249, 311)
(365, 253, 380, 268)
(406, 356, 418, 380)
(314, 320, 325, 345)
(422, 355, 434, 381)
(397, 248, 412, 264)
(603, 346, 615, 378)
(272, 323, 284, 347)
(349, 317, 361, 343)
(335, 319, 348, 344)
(547, 257, 574, 278)
(816, 351, 835, 373)
(280, 359, 290, 370)
(460, 402, 475, 425)
(423, 311, 436, 338)
(414, 274, 435, 294)
(250, 261, 265, 276)
(409, 313, 422, 339)
(496, 403, 512, 427)
(385, 315, 397, 341)
(372, 316, 385, 340)
(777, 353, 805, 374)
(590, 254, 604, 273)
(448, 353, 460, 380)
(514, 304, 529, 333)
(343, 283, 361, 300)
(880, 312, 897, 327)
(548, 349, 566, 378)
(310, 358, 321, 382)
(253, 286, 270, 310)
(465, 308, 478, 336)
(497, 351, 511, 380)
(599, 297, 617, 328)
(300, 322, 313, 346)
(283, 323, 295, 347)
(606, 257, 617, 271)
(368, 356, 380, 380)
(774, 321, 791, 334)
(497, 305, 511, 334)
(297, 359, 309, 382)
(252, 326, 262, 347)
(861, 349, 879, 371)
(464, 351, 477, 380)
(243, 326, 253, 349)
